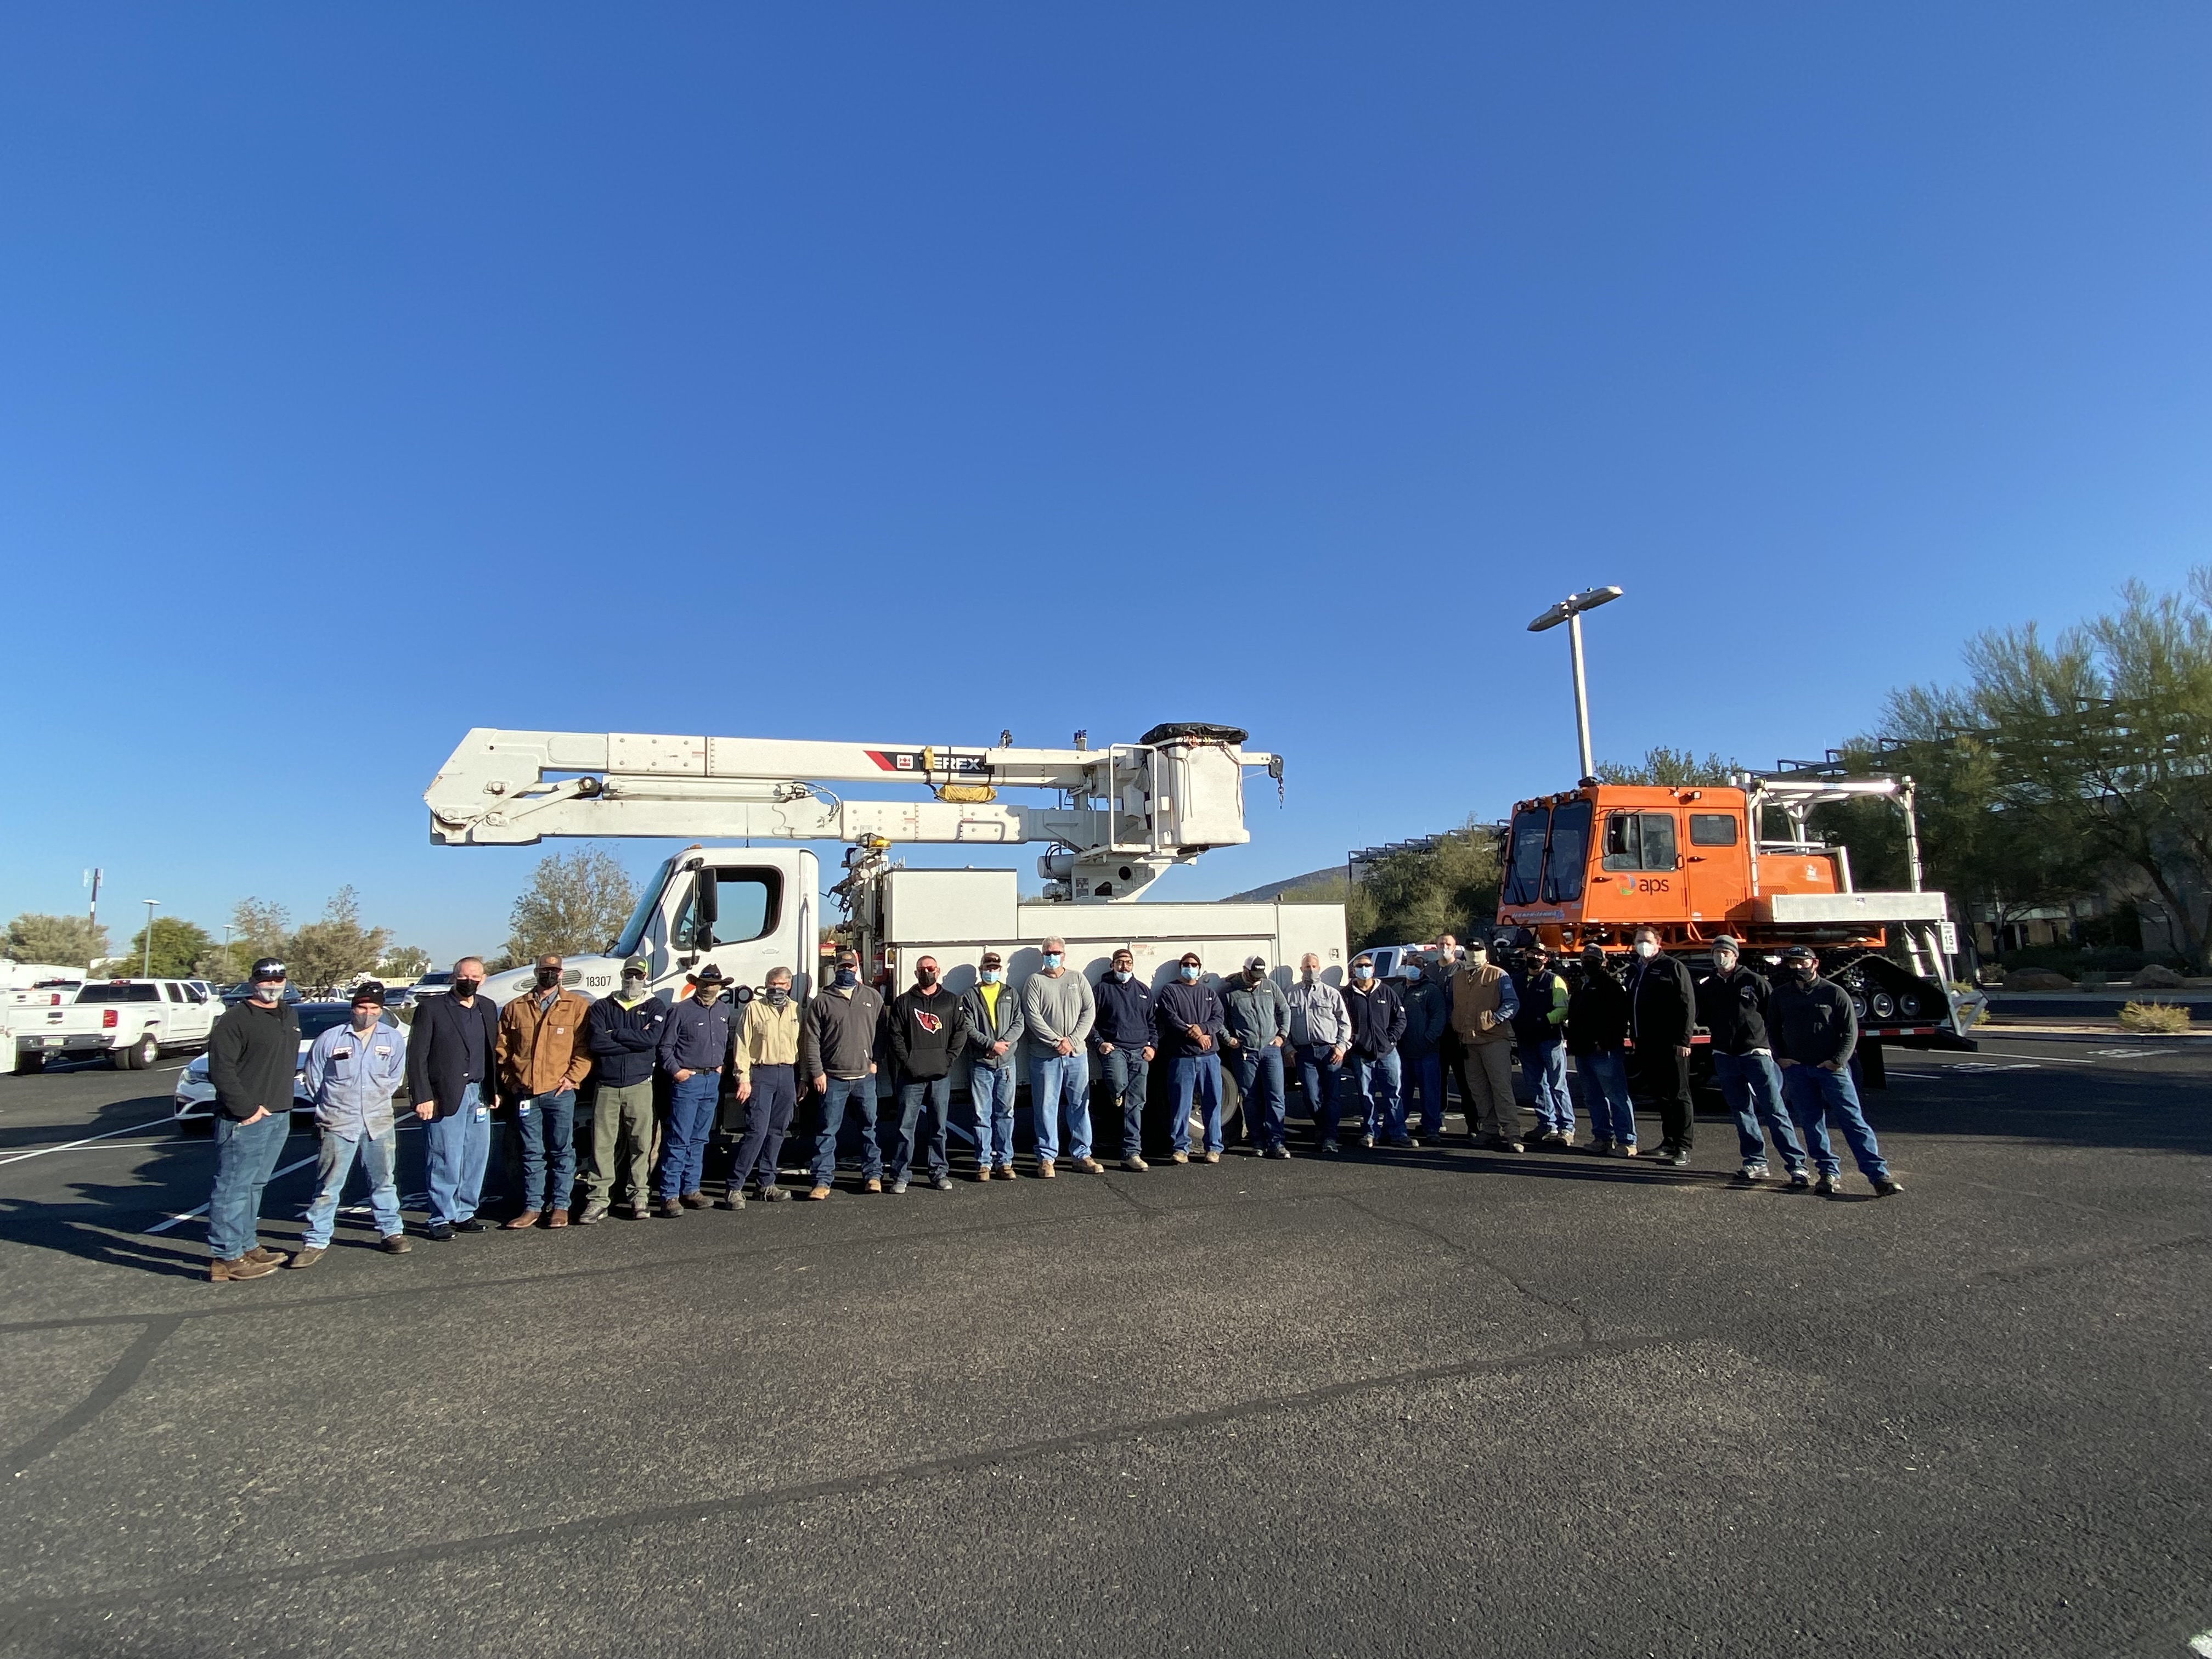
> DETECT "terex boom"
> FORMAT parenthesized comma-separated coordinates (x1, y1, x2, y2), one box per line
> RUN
(1496, 769, 1971, 1053)
(424, 722, 1346, 1012)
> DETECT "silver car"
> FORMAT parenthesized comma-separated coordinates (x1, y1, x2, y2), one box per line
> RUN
(172, 1003, 406, 1130)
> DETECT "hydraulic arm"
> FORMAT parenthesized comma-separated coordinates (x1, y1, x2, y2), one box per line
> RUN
(424, 723, 1281, 902)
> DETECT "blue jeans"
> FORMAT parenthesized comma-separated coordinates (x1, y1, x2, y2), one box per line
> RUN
(207, 1109, 292, 1260)
(1517, 1041, 1572, 1137)
(1347, 1049, 1405, 1142)
(513, 1088, 577, 1213)
(1170, 1053, 1223, 1154)
(1295, 1042, 1342, 1143)
(1714, 1051, 1809, 1172)
(303, 1125, 402, 1247)
(1781, 1064, 1891, 1181)
(1573, 1049, 1636, 1147)
(968, 1062, 1018, 1170)
(1402, 1050, 1446, 1137)
(1099, 1044, 1149, 1159)
(1232, 1044, 1288, 1150)
(1027, 1051, 1093, 1164)
(730, 1064, 796, 1192)
(658, 1070, 720, 1198)
(886, 1075, 952, 1181)
(424, 1084, 491, 1225)
(810, 1074, 881, 1186)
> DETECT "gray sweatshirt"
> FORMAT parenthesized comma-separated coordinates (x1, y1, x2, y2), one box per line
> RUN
(1020, 969, 1096, 1056)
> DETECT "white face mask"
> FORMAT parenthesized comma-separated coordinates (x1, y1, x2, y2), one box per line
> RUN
(1634, 940, 1659, 959)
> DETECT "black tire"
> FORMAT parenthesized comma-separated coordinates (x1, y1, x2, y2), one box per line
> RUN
(11, 1051, 45, 1076)
(176, 1114, 215, 1137)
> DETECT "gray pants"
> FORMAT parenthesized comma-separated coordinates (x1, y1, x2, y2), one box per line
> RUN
(586, 1079, 656, 1205)
(1462, 1040, 1517, 1139)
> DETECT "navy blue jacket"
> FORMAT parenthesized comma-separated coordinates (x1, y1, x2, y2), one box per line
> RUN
(1341, 980, 1407, 1058)
(658, 993, 736, 1074)
(1093, 974, 1155, 1049)
(1154, 979, 1226, 1058)
(406, 990, 501, 1120)
(585, 993, 670, 1088)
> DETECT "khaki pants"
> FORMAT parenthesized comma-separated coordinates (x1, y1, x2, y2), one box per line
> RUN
(586, 1080, 655, 1206)
(1460, 1040, 1517, 1140)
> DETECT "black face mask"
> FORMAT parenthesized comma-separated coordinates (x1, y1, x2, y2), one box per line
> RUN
(452, 978, 481, 998)
(916, 969, 938, 988)
(535, 968, 561, 989)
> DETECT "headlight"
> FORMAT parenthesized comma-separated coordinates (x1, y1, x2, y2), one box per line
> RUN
(1899, 993, 1921, 1018)
(1871, 992, 1895, 1019)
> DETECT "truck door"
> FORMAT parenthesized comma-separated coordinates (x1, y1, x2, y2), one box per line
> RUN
(664, 860, 809, 998)
(1683, 809, 1747, 926)
(1597, 808, 1688, 925)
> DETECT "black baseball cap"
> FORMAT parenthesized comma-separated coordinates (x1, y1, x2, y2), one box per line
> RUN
(250, 957, 286, 983)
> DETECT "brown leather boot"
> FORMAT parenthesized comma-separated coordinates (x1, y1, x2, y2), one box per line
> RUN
(210, 1255, 278, 1282)
(502, 1211, 541, 1230)
(244, 1245, 286, 1265)
(545, 1209, 569, 1228)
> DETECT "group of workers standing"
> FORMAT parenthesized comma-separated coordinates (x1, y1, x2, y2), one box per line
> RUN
(195, 928, 1900, 1281)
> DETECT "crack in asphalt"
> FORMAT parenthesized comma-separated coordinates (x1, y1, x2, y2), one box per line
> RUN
(0, 1325, 1648, 1627)
(2, 1315, 181, 1477)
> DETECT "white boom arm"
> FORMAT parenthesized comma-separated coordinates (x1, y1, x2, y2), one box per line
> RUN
(425, 725, 1281, 901)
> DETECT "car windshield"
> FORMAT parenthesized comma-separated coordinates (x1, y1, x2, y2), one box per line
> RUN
(296, 1006, 398, 1040)
(1500, 808, 1549, 906)
(77, 983, 161, 1003)
(612, 856, 676, 957)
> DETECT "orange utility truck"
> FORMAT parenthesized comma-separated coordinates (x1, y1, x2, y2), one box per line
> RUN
(1496, 766, 1972, 1066)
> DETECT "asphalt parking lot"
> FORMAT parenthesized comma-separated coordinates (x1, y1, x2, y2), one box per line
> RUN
(0, 1035, 2207, 1658)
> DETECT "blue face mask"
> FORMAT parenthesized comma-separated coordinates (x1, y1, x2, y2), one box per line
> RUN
(1042, 952, 1063, 970)
(1111, 969, 1132, 983)
(1180, 965, 1200, 983)
(1352, 966, 1374, 982)
(835, 967, 859, 989)
(980, 969, 1002, 985)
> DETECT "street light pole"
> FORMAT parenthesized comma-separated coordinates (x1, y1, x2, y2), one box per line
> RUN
(1527, 585, 1623, 782)
(141, 900, 160, 979)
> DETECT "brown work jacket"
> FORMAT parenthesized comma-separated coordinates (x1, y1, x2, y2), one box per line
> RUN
(1448, 962, 1515, 1046)
(497, 986, 595, 1097)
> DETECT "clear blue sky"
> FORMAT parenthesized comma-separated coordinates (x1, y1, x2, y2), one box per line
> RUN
(4, 3, 2208, 962)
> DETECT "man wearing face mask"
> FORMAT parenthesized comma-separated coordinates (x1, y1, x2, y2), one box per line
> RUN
(580, 958, 668, 1223)
(1340, 953, 1410, 1149)
(1566, 946, 1637, 1155)
(957, 952, 1024, 1180)
(295, 983, 410, 1266)
(202, 957, 304, 1279)
(1510, 944, 1575, 1147)
(1399, 955, 1452, 1142)
(1697, 936, 1812, 1187)
(1770, 945, 1902, 1197)
(1092, 947, 1155, 1172)
(1222, 956, 1294, 1158)
(408, 955, 503, 1242)
(1286, 953, 1350, 1152)
(883, 956, 960, 1194)
(725, 966, 802, 1205)
(656, 965, 737, 1215)
(1430, 938, 1472, 1137)
(1625, 926, 1699, 1166)
(1448, 940, 1523, 1152)
(799, 950, 884, 1198)
(1021, 936, 1102, 1177)
(1154, 952, 1227, 1163)
(496, 954, 594, 1229)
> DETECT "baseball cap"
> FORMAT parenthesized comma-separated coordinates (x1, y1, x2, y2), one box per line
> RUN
(980, 951, 1004, 968)
(1244, 955, 1267, 972)
(350, 982, 386, 1006)
(622, 957, 651, 978)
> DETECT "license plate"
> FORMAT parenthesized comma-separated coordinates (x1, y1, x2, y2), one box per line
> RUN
(43, 1036, 64, 1047)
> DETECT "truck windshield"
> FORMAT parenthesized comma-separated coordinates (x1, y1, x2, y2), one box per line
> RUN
(611, 857, 676, 958)
(1542, 799, 1592, 901)
(1501, 808, 1549, 906)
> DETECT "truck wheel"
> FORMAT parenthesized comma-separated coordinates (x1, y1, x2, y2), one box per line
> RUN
(11, 1050, 44, 1076)
(116, 1034, 159, 1070)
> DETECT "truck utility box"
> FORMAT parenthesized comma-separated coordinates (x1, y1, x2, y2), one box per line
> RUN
(1755, 891, 1951, 925)
(882, 870, 1019, 945)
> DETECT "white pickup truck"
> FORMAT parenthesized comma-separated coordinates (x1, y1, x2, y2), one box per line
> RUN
(3, 979, 221, 1073)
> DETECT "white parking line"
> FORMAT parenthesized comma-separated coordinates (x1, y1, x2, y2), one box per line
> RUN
(0, 1116, 178, 1167)
(146, 1152, 319, 1233)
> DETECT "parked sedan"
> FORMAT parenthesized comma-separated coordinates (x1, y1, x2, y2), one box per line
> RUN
(172, 1003, 406, 1129)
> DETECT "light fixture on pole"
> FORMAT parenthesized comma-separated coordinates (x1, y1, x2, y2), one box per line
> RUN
(1526, 585, 1623, 782)
(141, 900, 160, 979)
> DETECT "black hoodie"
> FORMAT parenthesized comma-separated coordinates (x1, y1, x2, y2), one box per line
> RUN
(887, 985, 963, 1081)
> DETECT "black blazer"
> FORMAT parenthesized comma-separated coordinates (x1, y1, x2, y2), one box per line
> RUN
(405, 992, 502, 1119)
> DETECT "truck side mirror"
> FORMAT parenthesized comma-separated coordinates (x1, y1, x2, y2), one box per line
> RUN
(693, 869, 719, 941)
